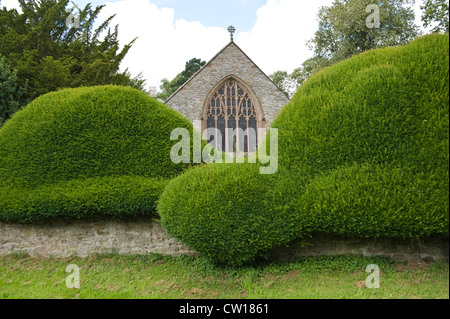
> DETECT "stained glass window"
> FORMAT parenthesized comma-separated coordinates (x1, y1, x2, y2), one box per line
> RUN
(205, 79, 259, 153)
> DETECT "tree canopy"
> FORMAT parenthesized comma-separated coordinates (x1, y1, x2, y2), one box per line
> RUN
(0, 55, 28, 126)
(0, 0, 145, 122)
(270, 56, 329, 98)
(157, 58, 206, 101)
(271, 0, 420, 96)
(309, 0, 418, 64)
(421, 0, 449, 33)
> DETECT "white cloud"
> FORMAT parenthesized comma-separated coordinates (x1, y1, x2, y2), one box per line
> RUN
(1, 0, 429, 92)
(1, 0, 20, 11)
(97, 0, 228, 91)
(412, 0, 433, 34)
(236, 0, 331, 75)
(100, 0, 333, 91)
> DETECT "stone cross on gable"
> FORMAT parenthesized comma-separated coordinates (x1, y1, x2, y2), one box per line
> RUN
(227, 25, 236, 42)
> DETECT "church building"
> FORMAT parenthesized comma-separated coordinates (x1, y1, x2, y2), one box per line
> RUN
(165, 26, 290, 153)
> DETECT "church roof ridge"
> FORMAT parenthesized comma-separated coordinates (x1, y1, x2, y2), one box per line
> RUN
(164, 41, 234, 104)
(164, 40, 290, 104)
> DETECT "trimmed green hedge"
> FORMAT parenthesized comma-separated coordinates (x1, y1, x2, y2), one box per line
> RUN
(273, 34, 449, 174)
(0, 176, 168, 222)
(0, 85, 195, 222)
(298, 164, 448, 238)
(158, 34, 449, 265)
(159, 165, 300, 266)
(271, 33, 449, 239)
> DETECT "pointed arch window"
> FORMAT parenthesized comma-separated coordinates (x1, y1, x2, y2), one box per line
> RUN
(204, 79, 260, 153)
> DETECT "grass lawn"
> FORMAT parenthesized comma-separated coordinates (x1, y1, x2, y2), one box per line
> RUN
(0, 253, 448, 299)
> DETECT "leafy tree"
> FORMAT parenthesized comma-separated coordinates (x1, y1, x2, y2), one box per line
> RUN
(270, 56, 330, 98)
(157, 58, 206, 101)
(421, 0, 449, 33)
(0, 55, 28, 126)
(309, 0, 419, 65)
(269, 70, 290, 97)
(274, 0, 419, 97)
(0, 0, 145, 105)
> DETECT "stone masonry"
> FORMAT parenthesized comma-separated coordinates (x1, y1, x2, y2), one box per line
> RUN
(0, 217, 195, 258)
(165, 41, 290, 132)
(0, 217, 448, 262)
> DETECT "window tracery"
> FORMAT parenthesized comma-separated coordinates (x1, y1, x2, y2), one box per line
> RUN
(205, 79, 259, 153)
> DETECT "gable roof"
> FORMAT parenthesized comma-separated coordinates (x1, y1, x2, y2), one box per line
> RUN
(164, 41, 290, 104)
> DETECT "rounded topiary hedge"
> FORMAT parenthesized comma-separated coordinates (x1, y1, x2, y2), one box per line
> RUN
(158, 34, 449, 265)
(272, 33, 449, 239)
(158, 164, 301, 266)
(273, 34, 449, 175)
(299, 164, 448, 238)
(0, 85, 195, 222)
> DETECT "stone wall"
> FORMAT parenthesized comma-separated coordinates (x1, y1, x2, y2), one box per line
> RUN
(271, 234, 449, 264)
(165, 42, 290, 132)
(0, 217, 448, 262)
(0, 217, 195, 258)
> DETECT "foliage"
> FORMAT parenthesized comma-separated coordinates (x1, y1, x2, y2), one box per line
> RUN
(309, 0, 418, 63)
(0, 0, 145, 112)
(271, 0, 419, 95)
(274, 34, 449, 173)
(273, 33, 449, 238)
(0, 176, 168, 222)
(299, 165, 448, 238)
(421, 0, 449, 33)
(269, 56, 330, 98)
(269, 70, 290, 96)
(157, 58, 206, 101)
(0, 85, 196, 222)
(158, 164, 300, 266)
(0, 55, 28, 126)
(159, 34, 449, 266)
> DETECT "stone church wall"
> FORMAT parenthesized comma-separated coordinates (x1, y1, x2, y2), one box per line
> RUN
(165, 43, 290, 132)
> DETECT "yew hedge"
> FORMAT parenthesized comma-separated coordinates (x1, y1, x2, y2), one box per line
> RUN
(0, 85, 195, 222)
(158, 34, 449, 266)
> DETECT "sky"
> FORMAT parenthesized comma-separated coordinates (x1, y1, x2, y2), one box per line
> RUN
(1, 0, 429, 92)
